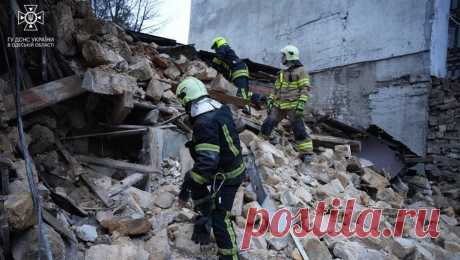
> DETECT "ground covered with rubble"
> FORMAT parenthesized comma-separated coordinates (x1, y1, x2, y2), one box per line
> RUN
(0, 0, 460, 259)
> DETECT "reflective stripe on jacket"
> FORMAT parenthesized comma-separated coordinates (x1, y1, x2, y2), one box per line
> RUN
(211, 45, 249, 82)
(188, 103, 246, 185)
(270, 65, 310, 109)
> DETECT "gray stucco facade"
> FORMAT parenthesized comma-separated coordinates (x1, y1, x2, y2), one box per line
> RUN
(189, 0, 450, 155)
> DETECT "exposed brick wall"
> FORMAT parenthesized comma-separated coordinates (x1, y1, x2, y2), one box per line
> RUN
(426, 76, 460, 178)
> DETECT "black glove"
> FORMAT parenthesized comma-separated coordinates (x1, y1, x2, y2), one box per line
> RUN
(191, 215, 211, 245)
(295, 100, 306, 117)
(178, 171, 192, 202)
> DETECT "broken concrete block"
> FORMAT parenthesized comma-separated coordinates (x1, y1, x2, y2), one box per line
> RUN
(128, 57, 154, 81)
(376, 188, 404, 208)
(5, 192, 36, 231)
(291, 249, 303, 260)
(143, 109, 160, 125)
(210, 74, 237, 96)
(149, 209, 178, 234)
(145, 229, 171, 260)
(175, 208, 196, 222)
(102, 34, 133, 60)
(255, 140, 288, 166)
(127, 187, 155, 210)
(75, 224, 98, 242)
(316, 179, 345, 198)
(164, 64, 181, 80)
(86, 242, 149, 260)
(266, 234, 288, 251)
(362, 168, 390, 190)
(12, 224, 65, 260)
(255, 150, 276, 168)
(153, 191, 175, 209)
(239, 130, 260, 147)
(99, 216, 152, 236)
(162, 90, 176, 102)
(169, 223, 202, 256)
(174, 54, 189, 70)
(386, 237, 416, 259)
(146, 78, 171, 102)
(81, 40, 125, 67)
(234, 223, 267, 250)
(280, 190, 302, 207)
(295, 187, 313, 204)
(333, 241, 387, 260)
(82, 68, 138, 95)
(185, 60, 218, 81)
(231, 186, 245, 216)
(54, 1, 76, 56)
(303, 237, 333, 260)
(335, 144, 352, 159)
(28, 124, 55, 155)
(243, 201, 261, 218)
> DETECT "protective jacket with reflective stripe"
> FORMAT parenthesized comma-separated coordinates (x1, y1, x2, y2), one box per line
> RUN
(189, 103, 245, 185)
(211, 45, 249, 82)
(270, 63, 310, 109)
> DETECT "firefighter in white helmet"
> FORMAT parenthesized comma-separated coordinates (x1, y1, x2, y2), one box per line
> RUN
(261, 45, 314, 162)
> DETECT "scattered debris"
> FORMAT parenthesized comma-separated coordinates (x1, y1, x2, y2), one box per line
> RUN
(0, 1, 458, 259)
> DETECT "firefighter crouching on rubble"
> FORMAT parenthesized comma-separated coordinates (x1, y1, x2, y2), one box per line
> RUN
(176, 76, 245, 260)
(261, 45, 314, 162)
(210, 37, 257, 114)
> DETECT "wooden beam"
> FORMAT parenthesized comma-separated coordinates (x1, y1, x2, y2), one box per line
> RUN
(76, 155, 161, 174)
(310, 134, 361, 153)
(4, 75, 85, 119)
(108, 173, 145, 197)
(141, 127, 163, 192)
(208, 89, 246, 108)
(61, 128, 148, 140)
(111, 91, 134, 124)
(80, 174, 113, 207)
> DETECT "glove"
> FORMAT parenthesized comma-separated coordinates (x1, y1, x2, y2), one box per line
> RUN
(191, 216, 211, 245)
(267, 98, 274, 113)
(178, 171, 192, 202)
(295, 100, 305, 116)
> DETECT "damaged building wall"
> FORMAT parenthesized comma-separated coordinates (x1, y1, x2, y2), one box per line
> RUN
(189, 0, 442, 156)
(310, 52, 432, 156)
(190, 0, 434, 70)
(426, 47, 460, 178)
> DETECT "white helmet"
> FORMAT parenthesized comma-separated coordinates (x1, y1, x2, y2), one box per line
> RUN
(176, 77, 208, 106)
(281, 45, 300, 61)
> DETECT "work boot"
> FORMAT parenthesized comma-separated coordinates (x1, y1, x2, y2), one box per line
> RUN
(301, 154, 314, 164)
(242, 105, 251, 115)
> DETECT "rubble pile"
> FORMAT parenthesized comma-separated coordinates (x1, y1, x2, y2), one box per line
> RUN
(0, 1, 459, 259)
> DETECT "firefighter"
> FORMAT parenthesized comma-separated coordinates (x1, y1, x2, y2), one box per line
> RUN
(260, 45, 314, 162)
(176, 76, 245, 260)
(210, 37, 253, 114)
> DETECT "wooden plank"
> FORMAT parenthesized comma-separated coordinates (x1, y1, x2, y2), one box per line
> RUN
(42, 210, 77, 243)
(111, 91, 134, 124)
(80, 174, 113, 207)
(4, 75, 85, 119)
(208, 89, 247, 108)
(55, 139, 82, 179)
(61, 128, 148, 140)
(108, 173, 145, 197)
(141, 128, 163, 192)
(310, 134, 361, 153)
(76, 155, 161, 174)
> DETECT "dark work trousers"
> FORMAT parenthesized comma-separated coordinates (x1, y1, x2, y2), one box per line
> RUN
(190, 174, 243, 260)
(233, 76, 250, 101)
(261, 107, 313, 154)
